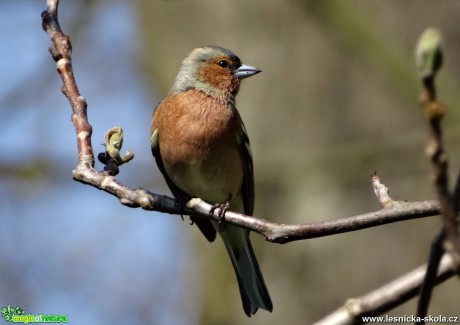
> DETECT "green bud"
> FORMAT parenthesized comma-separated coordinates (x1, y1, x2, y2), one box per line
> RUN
(415, 28, 443, 80)
(103, 127, 134, 165)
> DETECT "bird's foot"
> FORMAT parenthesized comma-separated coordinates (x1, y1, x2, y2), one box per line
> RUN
(174, 196, 190, 222)
(209, 202, 230, 231)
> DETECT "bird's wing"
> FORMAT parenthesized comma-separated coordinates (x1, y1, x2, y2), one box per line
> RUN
(237, 116, 255, 216)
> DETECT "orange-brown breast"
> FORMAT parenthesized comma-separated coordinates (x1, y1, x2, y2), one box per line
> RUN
(152, 89, 244, 205)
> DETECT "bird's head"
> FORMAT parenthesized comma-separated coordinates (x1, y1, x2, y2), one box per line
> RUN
(170, 46, 261, 104)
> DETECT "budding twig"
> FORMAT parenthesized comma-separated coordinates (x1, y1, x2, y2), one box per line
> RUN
(415, 27, 460, 323)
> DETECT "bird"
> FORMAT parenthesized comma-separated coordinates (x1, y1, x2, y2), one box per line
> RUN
(150, 46, 272, 316)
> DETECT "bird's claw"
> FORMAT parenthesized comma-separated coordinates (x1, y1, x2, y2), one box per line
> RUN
(174, 196, 190, 221)
(210, 202, 230, 231)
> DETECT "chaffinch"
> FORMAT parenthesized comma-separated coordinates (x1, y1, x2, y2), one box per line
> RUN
(150, 46, 272, 316)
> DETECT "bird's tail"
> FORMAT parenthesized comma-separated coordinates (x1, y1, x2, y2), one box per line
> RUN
(218, 224, 273, 316)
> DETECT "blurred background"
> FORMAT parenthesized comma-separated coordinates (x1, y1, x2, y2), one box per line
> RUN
(2, 1, 460, 324)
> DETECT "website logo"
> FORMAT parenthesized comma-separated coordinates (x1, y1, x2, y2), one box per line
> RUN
(1, 305, 68, 324)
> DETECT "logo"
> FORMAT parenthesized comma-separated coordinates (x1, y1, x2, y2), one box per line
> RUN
(1, 305, 68, 324)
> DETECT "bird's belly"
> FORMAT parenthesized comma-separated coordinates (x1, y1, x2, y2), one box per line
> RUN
(166, 145, 243, 205)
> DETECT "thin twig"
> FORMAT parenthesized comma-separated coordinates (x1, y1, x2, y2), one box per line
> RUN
(414, 28, 460, 322)
(416, 228, 446, 324)
(416, 28, 460, 266)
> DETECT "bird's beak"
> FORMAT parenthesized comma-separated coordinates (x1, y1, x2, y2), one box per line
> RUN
(234, 64, 262, 79)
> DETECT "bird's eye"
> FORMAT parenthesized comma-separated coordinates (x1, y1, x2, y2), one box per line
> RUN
(218, 60, 229, 68)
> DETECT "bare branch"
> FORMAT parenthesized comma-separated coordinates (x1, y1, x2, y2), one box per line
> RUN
(187, 198, 439, 243)
(414, 28, 460, 322)
(416, 228, 446, 322)
(416, 28, 460, 266)
(314, 255, 456, 325)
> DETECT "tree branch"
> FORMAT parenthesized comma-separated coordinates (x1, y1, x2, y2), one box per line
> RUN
(416, 27, 460, 266)
(187, 198, 439, 243)
(414, 27, 460, 323)
(313, 255, 456, 325)
(416, 228, 446, 322)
